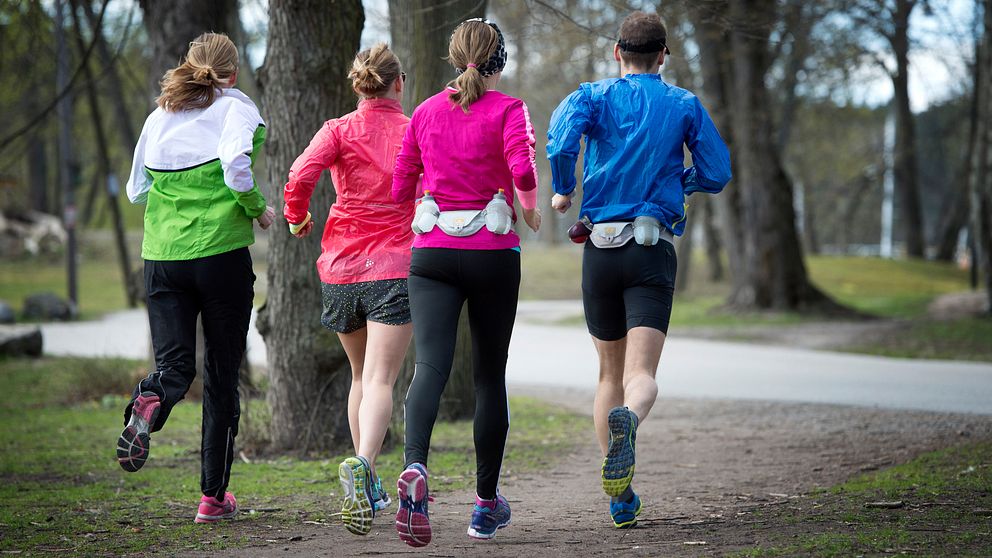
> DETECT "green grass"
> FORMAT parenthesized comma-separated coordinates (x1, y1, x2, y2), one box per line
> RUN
(806, 256, 971, 318)
(847, 317, 992, 361)
(0, 255, 133, 320)
(0, 356, 588, 554)
(734, 442, 992, 557)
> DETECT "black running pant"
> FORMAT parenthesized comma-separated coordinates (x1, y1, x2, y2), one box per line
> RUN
(404, 248, 520, 500)
(125, 247, 254, 499)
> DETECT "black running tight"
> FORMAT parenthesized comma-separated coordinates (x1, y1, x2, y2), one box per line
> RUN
(403, 247, 520, 500)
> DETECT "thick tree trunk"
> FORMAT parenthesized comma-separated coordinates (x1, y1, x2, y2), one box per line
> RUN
(723, 0, 840, 311)
(970, 0, 992, 313)
(137, 0, 237, 93)
(256, 0, 364, 452)
(890, 0, 926, 258)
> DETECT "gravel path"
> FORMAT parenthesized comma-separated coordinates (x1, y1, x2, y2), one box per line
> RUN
(206, 387, 992, 557)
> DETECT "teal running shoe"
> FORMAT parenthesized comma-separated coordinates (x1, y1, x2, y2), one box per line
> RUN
(372, 475, 391, 512)
(610, 492, 642, 528)
(602, 406, 637, 496)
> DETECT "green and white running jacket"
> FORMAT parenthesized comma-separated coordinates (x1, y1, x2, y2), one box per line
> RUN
(126, 88, 267, 261)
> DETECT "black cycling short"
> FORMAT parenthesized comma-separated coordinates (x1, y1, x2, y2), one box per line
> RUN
(320, 279, 411, 334)
(581, 239, 677, 340)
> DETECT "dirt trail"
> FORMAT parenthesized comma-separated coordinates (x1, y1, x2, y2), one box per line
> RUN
(204, 387, 992, 557)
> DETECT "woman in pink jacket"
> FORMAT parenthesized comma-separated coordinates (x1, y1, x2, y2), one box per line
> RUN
(283, 43, 411, 537)
(391, 19, 540, 547)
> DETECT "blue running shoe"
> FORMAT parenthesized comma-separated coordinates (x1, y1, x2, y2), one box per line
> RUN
(395, 464, 432, 547)
(602, 406, 637, 496)
(372, 475, 391, 512)
(610, 492, 642, 528)
(467, 493, 511, 540)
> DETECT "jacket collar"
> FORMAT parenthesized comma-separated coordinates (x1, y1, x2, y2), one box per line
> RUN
(358, 97, 403, 113)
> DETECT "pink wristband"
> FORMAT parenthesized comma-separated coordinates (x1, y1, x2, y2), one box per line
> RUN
(516, 185, 537, 210)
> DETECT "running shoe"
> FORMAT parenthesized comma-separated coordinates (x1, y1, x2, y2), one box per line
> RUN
(117, 392, 161, 473)
(609, 492, 642, 529)
(339, 456, 375, 535)
(395, 463, 432, 547)
(602, 406, 637, 496)
(372, 475, 392, 512)
(195, 492, 238, 523)
(467, 493, 511, 540)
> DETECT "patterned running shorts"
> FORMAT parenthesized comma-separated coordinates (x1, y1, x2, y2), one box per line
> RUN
(320, 279, 411, 334)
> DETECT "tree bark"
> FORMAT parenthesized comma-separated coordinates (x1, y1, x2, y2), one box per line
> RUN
(257, 0, 365, 452)
(889, 0, 926, 258)
(969, 0, 992, 313)
(721, 0, 842, 311)
(136, 0, 237, 95)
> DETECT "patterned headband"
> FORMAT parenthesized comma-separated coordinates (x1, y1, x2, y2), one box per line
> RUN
(454, 18, 507, 78)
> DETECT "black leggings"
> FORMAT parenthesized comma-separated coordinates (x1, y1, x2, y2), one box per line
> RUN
(404, 248, 520, 500)
(126, 247, 254, 499)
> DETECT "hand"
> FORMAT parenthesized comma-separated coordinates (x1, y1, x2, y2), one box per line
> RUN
(551, 193, 572, 214)
(522, 207, 542, 233)
(293, 220, 314, 238)
(257, 205, 275, 230)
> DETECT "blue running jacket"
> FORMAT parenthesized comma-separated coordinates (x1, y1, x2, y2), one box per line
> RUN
(547, 73, 731, 235)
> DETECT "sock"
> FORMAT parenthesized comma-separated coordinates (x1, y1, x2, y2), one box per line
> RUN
(610, 485, 635, 504)
(476, 494, 498, 509)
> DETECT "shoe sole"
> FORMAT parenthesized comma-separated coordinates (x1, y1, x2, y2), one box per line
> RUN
(339, 458, 374, 536)
(467, 518, 510, 540)
(395, 469, 431, 547)
(602, 407, 636, 497)
(116, 395, 161, 473)
(195, 509, 238, 523)
(612, 498, 642, 529)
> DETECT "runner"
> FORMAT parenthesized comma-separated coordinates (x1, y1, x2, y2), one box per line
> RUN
(283, 43, 413, 536)
(546, 11, 732, 528)
(390, 18, 540, 547)
(117, 33, 274, 524)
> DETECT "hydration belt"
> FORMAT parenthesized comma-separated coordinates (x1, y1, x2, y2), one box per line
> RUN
(589, 216, 674, 249)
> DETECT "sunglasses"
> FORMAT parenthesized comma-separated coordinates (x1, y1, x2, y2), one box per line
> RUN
(401, 72, 407, 81)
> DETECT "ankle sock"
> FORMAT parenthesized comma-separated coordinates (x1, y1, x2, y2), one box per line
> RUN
(610, 485, 635, 504)
(476, 494, 498, 509)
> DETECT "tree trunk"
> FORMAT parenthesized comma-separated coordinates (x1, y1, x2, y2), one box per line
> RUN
(722, 0, 840, 311)
(137, 0, 238, 94)
(387, 0, 488, 429)
(969, 0, 992, 313)
(81, 0, 140, 141)
(890, 0, 926, 258)
(257, 0, 364, 453)
(698, 195, 725, 281)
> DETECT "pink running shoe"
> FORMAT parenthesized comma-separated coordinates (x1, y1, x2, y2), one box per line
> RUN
(395, 464, 433, 547)
(116, 392, 161, 472)
(195, 492, 238, 523)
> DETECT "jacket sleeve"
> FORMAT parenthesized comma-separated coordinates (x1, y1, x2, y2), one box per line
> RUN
(218, 102, 268, 218)
(547, 86, 593, 197)
(503, 100, 539, 210)
(283, 121, 339, 225)
(392, 117, 423, 202)
(125, 115, 153, 204)
(682, 97, 732, 196)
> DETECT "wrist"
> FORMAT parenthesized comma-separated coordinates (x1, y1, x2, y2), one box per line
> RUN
(288, 211, 311, 234)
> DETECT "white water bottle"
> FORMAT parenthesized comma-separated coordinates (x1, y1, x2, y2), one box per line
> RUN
(484, 189, 513, 235)
(412, 191, 440, 234)
(633, 215, 661, 246)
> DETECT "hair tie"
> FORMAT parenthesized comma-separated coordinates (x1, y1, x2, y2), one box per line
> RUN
(466, 63, 477, 69)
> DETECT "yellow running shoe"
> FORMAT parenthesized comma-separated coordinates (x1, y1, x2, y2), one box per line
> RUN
(339, 456, 375, 535)
(602, 406, 637, 497)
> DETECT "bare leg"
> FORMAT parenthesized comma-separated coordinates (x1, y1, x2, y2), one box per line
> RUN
(622, 327, 665, 422)
(592, 336, 627, 456)
(357, 321, 413, 470)
(338, 328, 368, 455)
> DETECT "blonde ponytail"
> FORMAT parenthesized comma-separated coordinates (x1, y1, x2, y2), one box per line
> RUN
(348, 43, 402, 98)
(156, 33, 238, 112)
(447, 20, 502, 113)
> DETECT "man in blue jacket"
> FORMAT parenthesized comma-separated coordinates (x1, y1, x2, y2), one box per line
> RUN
(547, 11, 732, 529)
